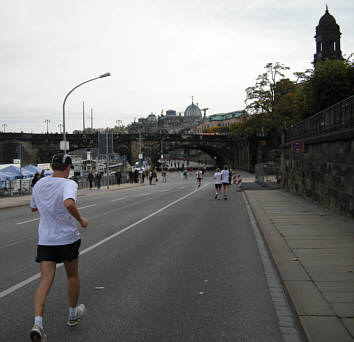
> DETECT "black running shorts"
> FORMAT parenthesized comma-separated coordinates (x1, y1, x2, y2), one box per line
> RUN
(35, 239, 81, 263)
(215, 184, 222, 189)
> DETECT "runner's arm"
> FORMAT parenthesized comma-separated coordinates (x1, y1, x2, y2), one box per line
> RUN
(64, 198, 88, 228)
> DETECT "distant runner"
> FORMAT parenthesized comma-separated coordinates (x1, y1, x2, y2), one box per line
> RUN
(29, 153, 88, 342)
(214, 168, 222, 199)
(221, 165, 230, 200)
(196, 168, 203, 187)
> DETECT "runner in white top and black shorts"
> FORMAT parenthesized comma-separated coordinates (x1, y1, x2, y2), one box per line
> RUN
(214, 168, 222, 199)
(196, 168, 203, 187)
(221, 165, 230, 200)
(29, 153, 88, 342)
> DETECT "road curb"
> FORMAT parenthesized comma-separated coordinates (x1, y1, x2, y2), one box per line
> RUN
(244, 190, 353, 342)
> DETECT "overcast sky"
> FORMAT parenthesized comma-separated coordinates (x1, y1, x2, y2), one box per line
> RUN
(0, 0, 353, 133)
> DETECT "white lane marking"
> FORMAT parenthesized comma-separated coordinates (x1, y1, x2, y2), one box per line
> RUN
(136, 193, 151, 197)
(16, 204, 96, 225)
(0, 236, 36, 249)
(78, 204, 96, 210)
(0, 182, 209, 300)
(112, 197, 126, 202)
(159, 190, 169, 192)
(16, 218, 39, 225)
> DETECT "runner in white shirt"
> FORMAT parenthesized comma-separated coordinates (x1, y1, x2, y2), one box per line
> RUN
(213, 168, 222, 199)
(196, 168, 203, 187)
(221, 165, 230, 200)
(29, 153, 88, 342)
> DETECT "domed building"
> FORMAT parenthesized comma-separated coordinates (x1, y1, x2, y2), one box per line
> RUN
(184, 102, 202, 118)
(183, 99, 203, 128)
(314, 5, 342, 63)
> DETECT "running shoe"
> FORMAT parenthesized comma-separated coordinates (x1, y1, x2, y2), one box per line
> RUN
(30, 324, 46, 342)
(215, 194, 218, 199)
(67, 304, 86, 327)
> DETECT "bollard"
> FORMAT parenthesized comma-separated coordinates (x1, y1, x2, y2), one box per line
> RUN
(236, 174, 243, 192)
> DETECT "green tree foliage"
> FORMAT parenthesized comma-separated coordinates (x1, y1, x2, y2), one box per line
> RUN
(310, 57, 354, 114)
(234, 57, 354, 137)
(245, 62, 290, 115)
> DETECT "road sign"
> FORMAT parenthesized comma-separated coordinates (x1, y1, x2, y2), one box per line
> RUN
(291, 140, 304, 152)
(60, 141, 70, 151)
(139, 153, 143, 159)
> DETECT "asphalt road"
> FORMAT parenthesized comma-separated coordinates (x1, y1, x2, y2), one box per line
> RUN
(0, 172, 284, 341)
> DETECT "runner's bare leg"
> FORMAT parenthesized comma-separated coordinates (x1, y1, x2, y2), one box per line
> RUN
(64, 258, 80, 308)
(34, 261, 56, 316)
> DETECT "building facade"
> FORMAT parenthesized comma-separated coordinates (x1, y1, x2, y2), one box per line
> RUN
(128, 100, 204, 134)
(194, 110, 247, 133)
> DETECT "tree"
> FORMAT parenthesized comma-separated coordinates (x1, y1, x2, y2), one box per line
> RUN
(245, 62, 290, 115)
(311, 58, 354, 113)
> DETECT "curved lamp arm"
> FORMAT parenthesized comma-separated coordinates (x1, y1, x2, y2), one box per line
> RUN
(62, 72, 111, 152)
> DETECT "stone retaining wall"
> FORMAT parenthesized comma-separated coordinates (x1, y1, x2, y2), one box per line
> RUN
(281, 129, 354, 218)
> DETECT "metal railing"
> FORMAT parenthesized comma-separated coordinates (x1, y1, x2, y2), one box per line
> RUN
(285, 95, 354, 142)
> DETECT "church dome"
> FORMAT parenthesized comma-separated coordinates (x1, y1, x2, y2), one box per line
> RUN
(318, 8, 339, 29)
(184, 102, 202, 118)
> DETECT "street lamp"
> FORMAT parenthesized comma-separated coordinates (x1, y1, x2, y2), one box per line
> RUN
(2, 123, 7, 132)
(62, 72, 111, 153)
(45, 119, 50, 134)
(116, 120, 122, 133)
(58, 123, 63, 134)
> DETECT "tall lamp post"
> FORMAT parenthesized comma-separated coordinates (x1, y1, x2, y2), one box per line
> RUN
(2, 123, 7, 132)
(45, 119, 50, 134)
(62, 72, 111, 153)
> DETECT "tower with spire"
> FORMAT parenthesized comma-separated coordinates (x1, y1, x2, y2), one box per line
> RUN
(314, 5, 342, 63)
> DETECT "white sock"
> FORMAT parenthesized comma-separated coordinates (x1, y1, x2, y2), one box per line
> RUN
(69, 307, 77, 318)
(34, 316, 43, 329)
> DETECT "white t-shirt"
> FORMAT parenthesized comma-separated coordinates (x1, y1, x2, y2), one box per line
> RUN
(30, 176, 80, 246)
(214, 172, 222, 184)
(221, 169, 230, 184)
(196, 170, 202, 179)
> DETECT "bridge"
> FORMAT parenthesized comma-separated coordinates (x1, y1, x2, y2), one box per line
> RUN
(0, 133, 248, 169)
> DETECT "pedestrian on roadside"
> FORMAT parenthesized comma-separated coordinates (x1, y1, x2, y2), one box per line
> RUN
(29, 153, 88, 342)
(115, 169, 122, 185)
(31, 173, 41, 188)
(87, 171, 94, 189)
(128, 170, 133, 184)
(221, 165, 230, 200)
(40, 170, 45, 178)
(148, 170, 153, 185)
(162, 168, 167, 183)
(214, 168, 222, 199)
(183, 168, 188, 179)
(196, 168, 203, 187)
(95, 172, 102, 189)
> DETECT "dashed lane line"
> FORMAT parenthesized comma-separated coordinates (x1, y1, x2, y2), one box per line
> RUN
(15, 204, 96, 225)
(112, 197, 126, 202)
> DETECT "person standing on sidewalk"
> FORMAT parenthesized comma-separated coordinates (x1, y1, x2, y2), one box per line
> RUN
(87, 171, 94, 189)
(115, 169, 122, 185)
(221, 165, 230, 200)
(213, 168, 222, 199)
(29, 153, 88, 342)
(95, 172, 102, 189)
